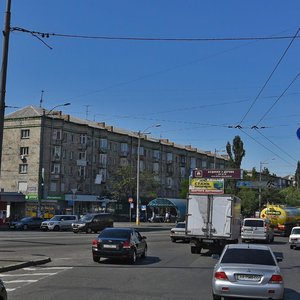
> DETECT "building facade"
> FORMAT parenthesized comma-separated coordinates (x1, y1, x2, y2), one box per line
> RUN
(0, 106, 228, 218)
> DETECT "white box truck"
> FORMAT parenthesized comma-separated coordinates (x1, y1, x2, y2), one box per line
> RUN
(186, 194, 241, 254)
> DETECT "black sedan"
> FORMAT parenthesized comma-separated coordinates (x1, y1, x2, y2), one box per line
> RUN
(92, 227, 147, 264)
(0, 279, 7, 300)
(9, 217, 44, 230)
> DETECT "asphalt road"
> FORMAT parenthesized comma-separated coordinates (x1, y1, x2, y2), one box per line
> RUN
(0, 230, 299, 300)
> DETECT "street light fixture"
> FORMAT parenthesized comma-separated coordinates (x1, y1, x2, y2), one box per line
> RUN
(258, 158, 275, 212)
(136, 124, 161, 225)
(38, 102, 71, 217)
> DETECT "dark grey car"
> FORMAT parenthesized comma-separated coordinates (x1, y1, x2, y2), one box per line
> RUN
(92, 227, 147, 264)
(0, 279, 7, 300)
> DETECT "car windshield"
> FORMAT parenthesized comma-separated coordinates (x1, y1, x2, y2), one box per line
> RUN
(100, 229, 130, 239)
(80, 214, 93, 222)
(176, 223, 185, 228)
(244, 220, 264, 227)
(292, 228, 300, 234)
(50, 216, 63, 221)
(20, 217, 31, 222)
(221, 249, 276, 266)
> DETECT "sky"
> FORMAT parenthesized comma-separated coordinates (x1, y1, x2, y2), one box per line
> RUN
(1, 0, 299, 177)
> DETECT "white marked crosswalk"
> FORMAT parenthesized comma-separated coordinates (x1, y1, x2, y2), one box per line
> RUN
(1, 266, 73, 292)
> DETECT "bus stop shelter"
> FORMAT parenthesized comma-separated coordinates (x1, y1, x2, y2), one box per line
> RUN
(147, 198, 187, 222)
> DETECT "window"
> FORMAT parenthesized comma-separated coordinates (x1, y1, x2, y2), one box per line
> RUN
(19, 164, 28, 174)
(153, 150, 160, 160)
(180, 167, 185, 177)
(139, 146, 144, 156)
(78, 151, 86, 160)
(21, 129, 30, 139)
(202, 160, 207, 168)
(190, 157, 196, 169)
(121, 143, 128, 153)
(153, 162, 159, 173)
(53, 146, 61, 159)
(51, 163, 61, 174)
(70, 151, 73, 160)
(78, 166, 86, 177)
(167, 152, 173, 162)
(50, 182, 57, 192)
(80, 134, 87, 144)
(52, 129, 62, 140)
(99, 154, 107, 166)
(20, 147, 29, 156)
(100, 138, 108, 149)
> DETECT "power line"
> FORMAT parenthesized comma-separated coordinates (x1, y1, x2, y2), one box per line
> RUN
(11, 26, 300, 42)
(238, 27, 300, 125)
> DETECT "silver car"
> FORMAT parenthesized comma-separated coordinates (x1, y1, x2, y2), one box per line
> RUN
(170, 222, 189, 243)
(212, 244, 284, 300)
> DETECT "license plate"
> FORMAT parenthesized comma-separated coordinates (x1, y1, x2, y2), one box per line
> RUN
(103, 244, 117, 249)
(236, 274, 261, 281)
(202, 239, 214, 243)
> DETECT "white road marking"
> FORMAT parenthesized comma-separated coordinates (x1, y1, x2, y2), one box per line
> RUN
(23, 266, 73, 270)
(4, 279, 38, 283)
(1, 273, 57, 276)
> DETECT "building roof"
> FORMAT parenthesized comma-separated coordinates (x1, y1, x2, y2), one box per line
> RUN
(5, 106, 228, 160)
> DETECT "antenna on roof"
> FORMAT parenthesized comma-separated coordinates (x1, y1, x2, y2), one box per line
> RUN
(39, 90, 44, 107)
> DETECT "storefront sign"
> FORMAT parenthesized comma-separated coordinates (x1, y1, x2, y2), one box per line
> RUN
(189, 178, 224, 194)
(192, 169, 243, 179)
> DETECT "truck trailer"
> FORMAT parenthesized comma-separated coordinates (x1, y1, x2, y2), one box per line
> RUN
(186, 194, 241, 254)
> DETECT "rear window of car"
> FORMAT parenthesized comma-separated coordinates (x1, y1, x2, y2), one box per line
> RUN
(176, 223, 186, 228)
(100, 229, 130, 239)
(244, 219, 264, 227)
(221, 249, 276, 266)
(292, 228, 300, 234)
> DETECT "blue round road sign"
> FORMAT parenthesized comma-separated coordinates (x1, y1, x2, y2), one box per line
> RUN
(297, 128, 300, 140)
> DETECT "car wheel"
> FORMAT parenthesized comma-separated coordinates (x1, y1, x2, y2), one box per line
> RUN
(54, 225, 60, 231)
(171, 237, 176, 243)
(290, 245, 294, 249)
(141, 247, 147, 258)
(86, 227, 92, 234)
(212, 293, 222, 300)
(93, 255, 100, 263)
(23, 224, 28, 230)
(129, 250, 137, 264)
(191, 246, 197, 254)
(241, 239, 245, 243)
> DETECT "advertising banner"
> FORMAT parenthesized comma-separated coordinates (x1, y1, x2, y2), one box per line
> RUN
(189, 178, 224, 194)
(192, 169, 243, 179)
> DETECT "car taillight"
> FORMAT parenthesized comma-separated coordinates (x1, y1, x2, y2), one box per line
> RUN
(269, 274, 283, 284)
(215, 272, 228, 280)
(122, 241, 133, 249)
(92, 239, 99, 247)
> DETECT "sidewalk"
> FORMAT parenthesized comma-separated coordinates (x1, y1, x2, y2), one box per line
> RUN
(0, 222, 173, 273)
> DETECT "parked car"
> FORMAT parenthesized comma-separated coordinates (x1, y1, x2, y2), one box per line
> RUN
(289, 226, 300, 249)
(72, 213, 113, 233)
(0, 279, 7, 300)
(241, 217, 274, 243)
(92, 227, 147, 264)
(212, 243, 284, 300)
(170, 222, 189, 242)
(40, 215, 78, 231)
(9, 217, 44, 230)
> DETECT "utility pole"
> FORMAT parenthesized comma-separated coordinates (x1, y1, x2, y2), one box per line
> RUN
(0, 0, 11, 176)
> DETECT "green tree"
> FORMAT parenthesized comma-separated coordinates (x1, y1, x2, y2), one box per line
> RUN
(279, 186, 300, 206)
(179, 178, 189, 199)
(226, 135, 246, 168)
(108, 165, 161, 202)
(225, 135, 246, 194)
(237, 189, 258, 217)
(295, 161, 300, 188)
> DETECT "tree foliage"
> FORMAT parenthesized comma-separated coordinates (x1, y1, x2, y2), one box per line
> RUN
(295, 161, 300, 188)
(279, 186, 300, 206)
(179, 178, 189, 199)
(226, 135, 246, 168)
(237, 189, 258, 217)
(107, 165, 160, 202)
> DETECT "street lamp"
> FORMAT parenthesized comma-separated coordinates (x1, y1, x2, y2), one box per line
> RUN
(136, 124, 161, 225)
(258, 159, 274, 212)
(37, 102, 71, 217)
(214, 148, 226, 169)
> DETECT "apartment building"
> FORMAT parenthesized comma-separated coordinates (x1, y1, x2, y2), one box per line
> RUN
(0, 106, 228, 218)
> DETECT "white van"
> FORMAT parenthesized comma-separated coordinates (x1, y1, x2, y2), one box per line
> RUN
(241, 218, 274, 243)
(41, 215, 78, 231)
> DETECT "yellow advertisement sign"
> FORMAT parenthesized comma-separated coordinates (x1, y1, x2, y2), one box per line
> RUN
(189, 178, 224, 194)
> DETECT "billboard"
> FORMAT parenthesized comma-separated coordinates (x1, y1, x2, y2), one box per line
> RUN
(189, 178, 224, 195)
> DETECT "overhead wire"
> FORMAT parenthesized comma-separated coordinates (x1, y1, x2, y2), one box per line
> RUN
(238, 27, 300, 125)
(10, 27, 300, 42)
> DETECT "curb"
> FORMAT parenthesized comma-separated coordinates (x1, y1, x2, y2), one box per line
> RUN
(0, 257, 51, 273)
